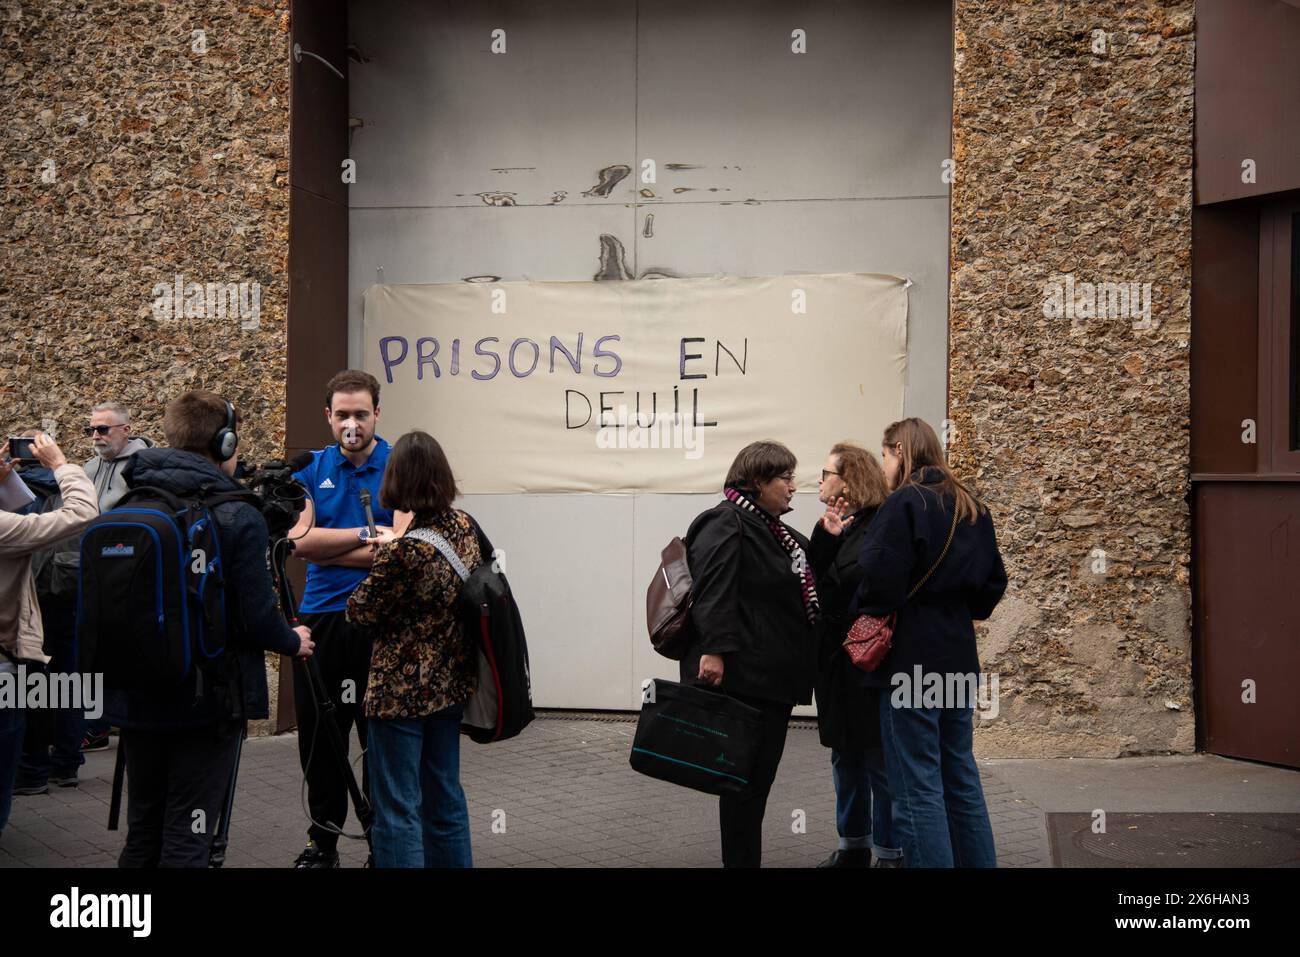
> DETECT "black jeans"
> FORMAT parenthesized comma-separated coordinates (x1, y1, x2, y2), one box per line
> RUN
(17, 595, 84, 784)
(117, 722, 242, 868)
(293, 610, 371, 852)
(719, 692, 794, 868)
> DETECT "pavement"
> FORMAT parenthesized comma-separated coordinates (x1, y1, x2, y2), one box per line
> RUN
(2, 713, 1297, 868)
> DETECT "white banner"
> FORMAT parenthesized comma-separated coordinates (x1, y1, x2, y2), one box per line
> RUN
(363, 273, 908, 492)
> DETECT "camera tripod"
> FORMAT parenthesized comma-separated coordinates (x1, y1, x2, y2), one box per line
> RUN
(207, 534, 374, 867)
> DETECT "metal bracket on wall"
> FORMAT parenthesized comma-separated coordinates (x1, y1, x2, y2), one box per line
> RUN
(292, 42, 345, 80)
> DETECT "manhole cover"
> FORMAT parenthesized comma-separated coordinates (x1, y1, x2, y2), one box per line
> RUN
(1047, 812, 1300, 867)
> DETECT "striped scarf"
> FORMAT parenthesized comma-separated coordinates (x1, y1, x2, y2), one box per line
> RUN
(724, 486, 820, 624)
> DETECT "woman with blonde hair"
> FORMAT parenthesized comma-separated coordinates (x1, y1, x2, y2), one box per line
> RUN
(808, 442, 902, 867)
(851, 418, 1007, 867)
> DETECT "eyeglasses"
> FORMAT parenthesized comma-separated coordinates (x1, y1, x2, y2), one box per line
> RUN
(84, 424, 125, 436)
(820, 469, 840, 481)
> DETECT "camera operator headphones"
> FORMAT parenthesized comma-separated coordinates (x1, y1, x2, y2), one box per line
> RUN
(210, 397, 238, 463)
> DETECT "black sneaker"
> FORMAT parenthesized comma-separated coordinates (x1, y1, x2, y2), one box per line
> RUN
(817, 848, 871, 868)
(48, 772, 79, 788)
(13, 780, 48, 796)
(293, 842, 340, 869)
(871, 854, 903, 868)
(80, 731, 110, 752)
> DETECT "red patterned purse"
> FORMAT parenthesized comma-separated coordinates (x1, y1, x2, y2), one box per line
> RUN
(843, 506, 960, 672)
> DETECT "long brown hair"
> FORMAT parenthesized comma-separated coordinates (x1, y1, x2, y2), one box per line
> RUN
(829, 442, 889, 511)
(882, 418, 983, 524)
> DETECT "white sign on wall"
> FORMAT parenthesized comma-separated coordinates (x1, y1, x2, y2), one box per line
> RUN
(363, 273, 908, 492)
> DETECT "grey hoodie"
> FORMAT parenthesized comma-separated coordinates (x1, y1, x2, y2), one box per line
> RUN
(83, 435, 154, 511)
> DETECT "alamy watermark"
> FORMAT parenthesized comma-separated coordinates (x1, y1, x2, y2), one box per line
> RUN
(1041, 274, 1154, 330)
(151, 273, 261, 330)
(890, 667, 1000, 720)
(0, 666, 104, 720)
(594, 405, 705, 460)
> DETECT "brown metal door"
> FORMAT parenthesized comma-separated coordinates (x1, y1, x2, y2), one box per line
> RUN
(1193, 199, 1300, 767)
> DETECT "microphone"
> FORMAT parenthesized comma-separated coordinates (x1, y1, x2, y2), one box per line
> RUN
(359, 488, 377, 537)
(288, 451, 314, 473)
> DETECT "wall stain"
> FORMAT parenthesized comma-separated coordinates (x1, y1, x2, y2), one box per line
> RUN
(475, 191, 517, 206)
(463, 275, 501, 283)
(491, 167, 535, 172)
(639, 188, 655, 198)
(638, 267, 680, 279)
(550, 190, 568, 204)
(583, 164, 631, 198)
(594, 234, 633, 281)
(666, 163, 703, 171)
(642, 213, 654, 238)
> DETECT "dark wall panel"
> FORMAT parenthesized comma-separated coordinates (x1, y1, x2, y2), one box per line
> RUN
(1194, 483, 1300, 766)
(1195, 0, 1300, 205)
(1190, 203, 1259, 474)
(288, 0, 348, 455)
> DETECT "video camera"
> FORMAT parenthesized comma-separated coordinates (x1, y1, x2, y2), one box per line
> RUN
(233, 452, 312, 540)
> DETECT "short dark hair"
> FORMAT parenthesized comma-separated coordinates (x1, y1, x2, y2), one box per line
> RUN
(379, 430, 459, 513)
(325, 370, 381, 410)
(724, 440, 797, 492)
(163, 390, 237, 458)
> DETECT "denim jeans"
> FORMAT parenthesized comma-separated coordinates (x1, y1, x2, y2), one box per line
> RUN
(878, 693, 996, 867)
(0, 700, 25, 835)
(367, 706, 472, 868)
(830, 747, 901, 859)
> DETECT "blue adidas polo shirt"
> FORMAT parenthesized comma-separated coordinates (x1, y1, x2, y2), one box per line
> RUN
(293, 437, 394, 615)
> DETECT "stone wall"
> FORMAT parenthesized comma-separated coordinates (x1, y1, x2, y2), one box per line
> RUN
(950, 1, 1196, 756)
(2, 1, 292, 735)
(1, 0, 291, 461)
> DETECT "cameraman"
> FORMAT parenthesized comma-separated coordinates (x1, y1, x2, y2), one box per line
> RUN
(110, 391, 314, 868)
(1, 433, 97, 838)
(286, 369, 394, 868)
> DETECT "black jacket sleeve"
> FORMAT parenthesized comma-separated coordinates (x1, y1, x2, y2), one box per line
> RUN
(853, 495, 916, 614)
(806, 523, 840, 580)
(688, 509, 745, 656)
(967, 514, 1008, 620)
(227, 506, 301, 656)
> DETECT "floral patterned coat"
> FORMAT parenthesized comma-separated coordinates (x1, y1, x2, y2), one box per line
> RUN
(347, 509, 482, 719)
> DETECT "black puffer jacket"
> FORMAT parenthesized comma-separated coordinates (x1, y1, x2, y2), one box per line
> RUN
(679, 499, 818, 706)
(104, 448, 301, 730)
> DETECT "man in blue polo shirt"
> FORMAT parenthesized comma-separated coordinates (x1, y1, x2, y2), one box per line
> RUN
(288, 369, 395, 868)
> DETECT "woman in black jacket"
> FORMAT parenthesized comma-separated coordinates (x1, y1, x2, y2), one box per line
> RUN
(681, 440, 819, 868)
(807, 442, 901, 868)
(852, 418, 1007, 868)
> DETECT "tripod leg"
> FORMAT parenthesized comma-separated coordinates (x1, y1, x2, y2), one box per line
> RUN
(297, 654, 374, 844)
(208, 721, 245, 869)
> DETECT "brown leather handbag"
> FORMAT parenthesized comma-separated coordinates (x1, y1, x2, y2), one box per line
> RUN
(843, 505, 960, 672)
(646, 536, 695, 660)
(647, 509, 743, 660)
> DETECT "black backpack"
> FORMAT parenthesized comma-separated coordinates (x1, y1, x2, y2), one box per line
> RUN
(405, 519, 534, 744)
(77, 484, 257, 692)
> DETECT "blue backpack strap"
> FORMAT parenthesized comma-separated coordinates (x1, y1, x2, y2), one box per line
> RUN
(404, 527, 471, 582)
